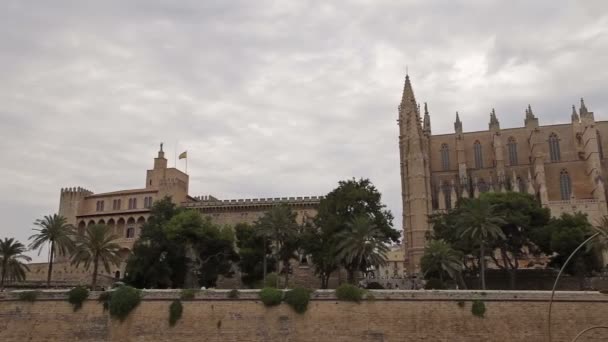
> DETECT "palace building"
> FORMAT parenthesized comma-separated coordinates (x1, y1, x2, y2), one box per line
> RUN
(399, 75, 608, 273)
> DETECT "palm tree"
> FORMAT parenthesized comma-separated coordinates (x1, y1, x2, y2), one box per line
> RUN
(420, 239, 464, 287)
(71, 224, 121, 289)
(457, 198, 506, 290)
(0, 238, 32, 288)
(29, 214, 74, 287)
(588, 216, 608, 268)
(336, 215, 389, 284)
(254, 205, 299, 288)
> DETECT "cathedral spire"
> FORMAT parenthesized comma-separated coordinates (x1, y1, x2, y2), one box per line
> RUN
(580, 98, 588, 115)
(398, 74, 423, 139)
(571, 105, 580, 122)
(525, 104, 539, 127)
(454, 112, 463, 134)
(489, 108, 500, 131)
(423, 102, 431, 134)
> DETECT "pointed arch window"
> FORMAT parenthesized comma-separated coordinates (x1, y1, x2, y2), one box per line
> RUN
(507, 137, 518, 166)
(549, 133, 561, 162)
(442, 182, 452, 209)
(440, 144, 450, 171)
(560, 169, 571, 200)
(478, 178, 489, 193)
(597, 131, 604, 159)
(474, 141, 483, 169)
(517, 177, 526, 193)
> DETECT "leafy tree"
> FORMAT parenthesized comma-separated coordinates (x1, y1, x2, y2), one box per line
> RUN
(254, 205, 299, 288)
(457, 198, 506, 290)
(0, 238, 31, 288)
(420, 239, 464, 287)
(125, 197, 186, 288)
(300, 224, 339, 289)
(71, 224, 121, 289)
(313, 178, 398, 285)
(481, 192, 550, 288)
(336, 216, 389, 283)
(29, 214, 74, 287)
(235, 223, 276, 288)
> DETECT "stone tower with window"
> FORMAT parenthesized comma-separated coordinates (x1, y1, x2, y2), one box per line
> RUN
(399, 76, 608, 275)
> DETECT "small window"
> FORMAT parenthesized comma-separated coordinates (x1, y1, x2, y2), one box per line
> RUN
(474, 141, 483, 169)
(560, 169, 571, 200)
(517, 177, 526, 193)
(507, 137, 518, 166)
(549, 133, 561, 162)
(442, 182, 452, 209)
(440, 144, 450, 171)
(132, 198, 137, 209)
(126, 227, 135, 238)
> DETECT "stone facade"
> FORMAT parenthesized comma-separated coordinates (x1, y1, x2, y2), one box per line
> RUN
(37, 144, 323, 286)
(400, 75, 608, 274)
(1, 290, 608, 341)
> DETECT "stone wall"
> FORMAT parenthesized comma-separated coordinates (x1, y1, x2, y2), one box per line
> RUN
(1, 290, 608, 341)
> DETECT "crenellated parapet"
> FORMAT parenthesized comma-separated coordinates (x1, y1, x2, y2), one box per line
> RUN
(183, 195, 324, 209)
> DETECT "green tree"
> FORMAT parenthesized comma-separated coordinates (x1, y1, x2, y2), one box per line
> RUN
(457, 198, 506, 290)
(125, 197, 186, 288)
(235, 223, 276, 287)
(420, 240, 464, 287)
(300, 224, 339, 289)
(29, 214, 74, 287)
(71, 224, 121, 289)
(336, 216, 389, 284)
(481, 192, 550, 288)
(254, 205, 299, 288)
(313, 178, 398, 285)
(0, 238, 31, 288)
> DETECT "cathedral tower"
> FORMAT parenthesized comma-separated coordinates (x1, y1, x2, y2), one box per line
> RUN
(398, 75, 433, 274)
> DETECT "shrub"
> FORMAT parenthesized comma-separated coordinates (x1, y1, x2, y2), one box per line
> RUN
(284, 288, 311, 314)
(68, 286, 89, 312)
(228, 289, 239, 299)
(457, 300, 466, 308)
(365, 282, 384, 289)
(335, 284, 363, 303)
(98, 291, 112, 311)
(180, 289, 198, 301)
(472, 300, 486, 318)
(264, 273, 279, 288)
(18, 291, 39, 302)
(424, 278, 446, 290)
(259, 287, 283, 306)
(109, 286, 142, 321)
(168, 300, 183, 327)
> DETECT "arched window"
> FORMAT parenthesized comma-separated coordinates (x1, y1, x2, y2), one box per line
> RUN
(507, 137, 518, 166)
(474, 141, 483, 169)
(518, 177, 526, 193)
(597, 131, 604, 159)
(126, 227, 135, 238)
(549, 133, 561, 162)
(478, 178, 489, 193)
(442, 182, 452, 209)
(560, 169, 571, 200)
(440, 144, 450, 171)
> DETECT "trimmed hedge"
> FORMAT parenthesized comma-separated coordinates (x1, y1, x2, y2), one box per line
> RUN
(109, 286, 142, 321)
(259, 287, 283, 306)
(169, 300, 183, 327)
(264, 273, 279, 288)
(67, 286, 89, 312)
(180, 289, 198, 301)
(18, 291, 39, 302)
(335, 284, 363, 302)
(424, 278, 446, 290)
(472, 300, 486, 318)
(284, 288, 311, 314)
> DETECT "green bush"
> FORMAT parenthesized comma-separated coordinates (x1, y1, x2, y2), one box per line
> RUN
(424, 278, 446, 290)
(18, 291, 39, 302)
(259, 287, 283, 307)
(169, 300, 183, 327)
(365, 282, 384, 289)
(228, 289, 239, 299)
(180, 289, 198, 301)
(264, 273, 279, 288)
(335, 284, 363, 303)
(472, 300, 486, 318)
(284, 288, 311, 314)
(109, 286, 142, 321)
(98, 291, 112, 311)
(67, 286, 89, 312)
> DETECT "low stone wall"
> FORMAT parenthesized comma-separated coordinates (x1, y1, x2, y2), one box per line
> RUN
(1, 290, 607, 341)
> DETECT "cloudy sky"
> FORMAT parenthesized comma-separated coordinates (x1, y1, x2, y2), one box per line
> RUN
(1, 1, 607, 261)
